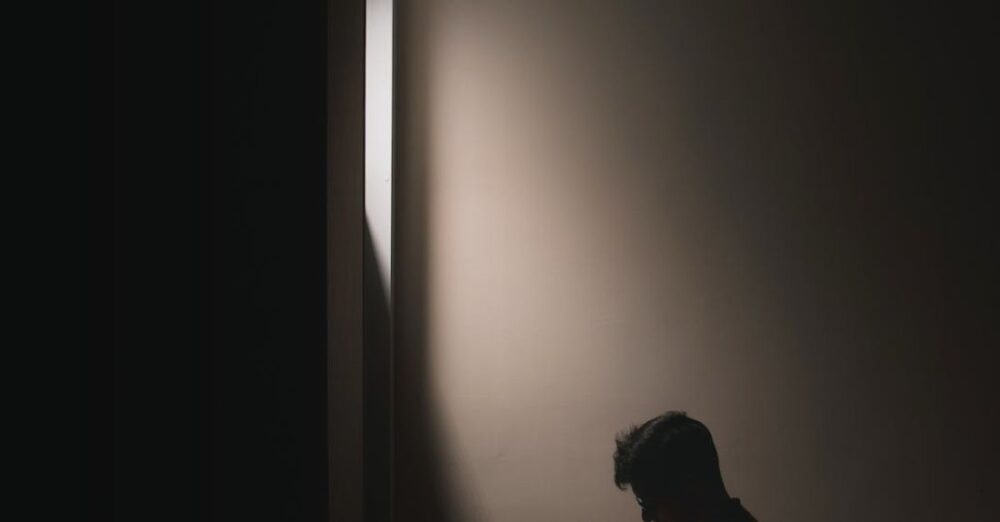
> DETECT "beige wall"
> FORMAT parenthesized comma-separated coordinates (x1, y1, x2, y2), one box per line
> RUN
(394, 2, 997, 521)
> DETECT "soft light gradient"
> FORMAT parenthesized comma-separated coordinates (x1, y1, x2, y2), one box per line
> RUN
(393, 2, 996, 521)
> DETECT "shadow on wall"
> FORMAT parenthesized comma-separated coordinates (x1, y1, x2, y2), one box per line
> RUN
(363, 223, 393, 522)
(392, 1, 471, 521)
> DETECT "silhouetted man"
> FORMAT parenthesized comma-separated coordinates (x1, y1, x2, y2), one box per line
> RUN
(614, 411, 756, 522)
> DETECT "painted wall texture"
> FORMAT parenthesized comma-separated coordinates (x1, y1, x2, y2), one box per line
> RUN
(394, 2, 996, 521)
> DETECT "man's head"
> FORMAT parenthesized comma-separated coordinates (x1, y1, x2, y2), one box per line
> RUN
(614, 411, 728, 522)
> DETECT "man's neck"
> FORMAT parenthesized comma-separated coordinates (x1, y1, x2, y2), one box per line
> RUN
(706, 497, 754, 522)
(684, 495, 748, 522)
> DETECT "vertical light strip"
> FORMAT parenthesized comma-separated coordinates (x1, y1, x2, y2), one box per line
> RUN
(364, 2, 394, 521)
(366, 0, 393, 299)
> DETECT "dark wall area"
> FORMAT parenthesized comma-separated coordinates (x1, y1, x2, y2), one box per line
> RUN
(113, 1, 332, 520)
(207, 0, 329, 520)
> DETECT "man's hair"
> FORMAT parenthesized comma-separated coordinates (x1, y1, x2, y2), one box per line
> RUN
(613, 411, 725, 500)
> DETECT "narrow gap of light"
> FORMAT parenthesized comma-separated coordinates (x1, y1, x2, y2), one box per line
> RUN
(366, 0, 393, 298)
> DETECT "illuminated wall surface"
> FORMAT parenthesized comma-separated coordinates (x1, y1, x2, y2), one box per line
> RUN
(392, 2, 996, 521)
